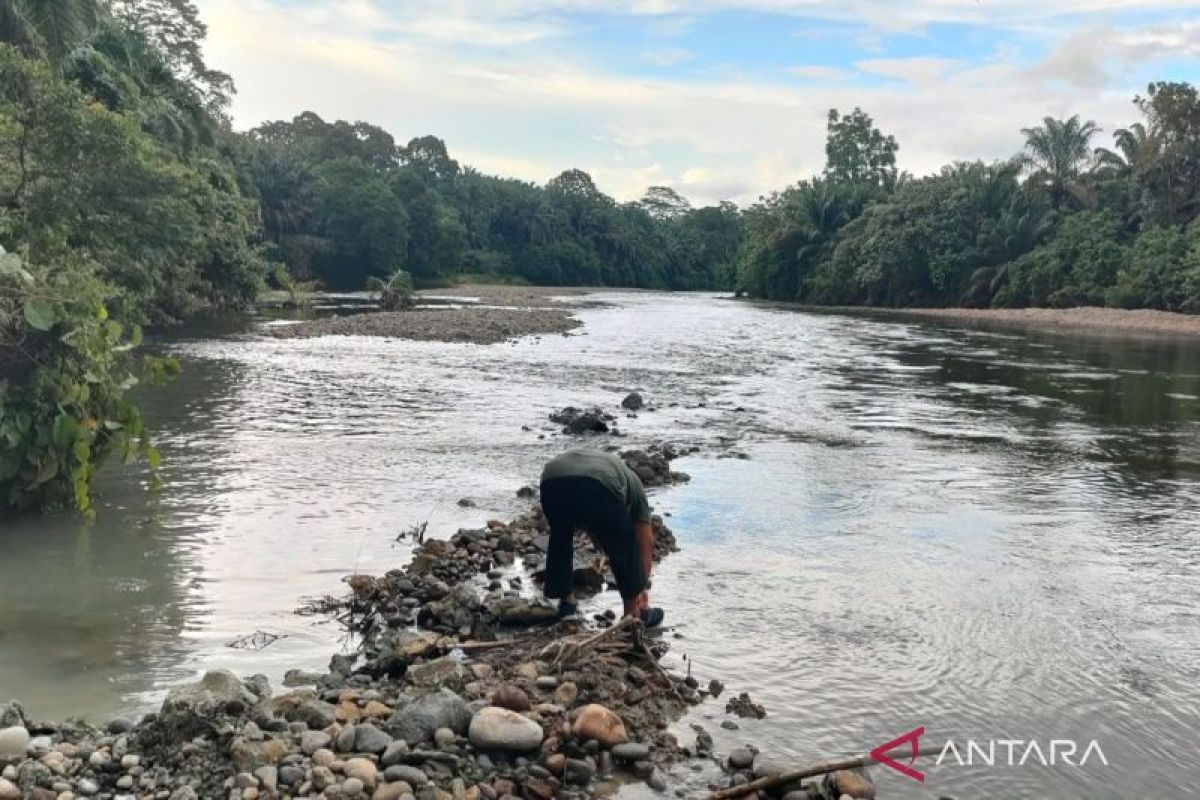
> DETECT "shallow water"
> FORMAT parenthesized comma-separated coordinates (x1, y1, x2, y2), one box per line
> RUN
(2, 292, 1198, 798)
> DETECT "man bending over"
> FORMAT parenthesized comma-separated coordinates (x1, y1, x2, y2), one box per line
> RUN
(540, 448, 665, 627)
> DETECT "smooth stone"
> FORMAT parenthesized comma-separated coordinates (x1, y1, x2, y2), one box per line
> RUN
(0, 728, 30, 759)
(313, 748, 337, 767)
(0, 779, 18, 800)
(344, 777, 365, 795)
(355, 724, 393, 754)
(385, 690, 472, 745)
(382, 765, 428, 787)
(254, 766, 278, 792)
(336, 723, 358, 753)
(534, 677, 558, 691)
(432, 728, 456, 750)
(646, 769, 667, 792)
(75, 779, 99, 796)
(301, 731, 331, 755)
(468, 708, 543, 752)
(728, 748, 754, 770)
(372, 785, 413, 800)
(611, 743, 650, 761)
(343, 758, 378, 790)
(571, 705, 626, 747)
(564, 759, 594, 785)
(278, 765, 305, 786)
(380, 741, 410, 767)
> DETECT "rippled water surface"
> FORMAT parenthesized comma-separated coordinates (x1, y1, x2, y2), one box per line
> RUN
(2, 293, 1199, 798)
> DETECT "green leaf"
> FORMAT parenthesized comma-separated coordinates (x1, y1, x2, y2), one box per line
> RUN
(147, 447, 161, 470)
(52, 413, 80, 450)
(0, 253, 31, 283)
(23, 299, 57, 331)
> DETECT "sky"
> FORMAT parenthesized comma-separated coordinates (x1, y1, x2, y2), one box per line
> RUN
(194, 0, 1200, 206)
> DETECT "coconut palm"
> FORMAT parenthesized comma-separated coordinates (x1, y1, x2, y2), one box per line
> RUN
(0, 0, 100, 67)
(1019, 115, 1101, 206)
(1094, 123, 1161, 178)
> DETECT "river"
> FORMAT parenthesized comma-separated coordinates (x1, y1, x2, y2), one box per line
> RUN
(2, 291, 1198, 798)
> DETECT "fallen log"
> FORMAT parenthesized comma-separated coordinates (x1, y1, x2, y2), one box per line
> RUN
(702, 747, 942, 800)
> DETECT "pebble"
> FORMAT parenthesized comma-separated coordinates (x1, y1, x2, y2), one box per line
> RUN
(570, 705, 627, 747)
(302, 731, 331, 755)
(336, 724, 358, 753)
(343, 758, 378, 790)
(354, 724, 393, 754)
(278, 765, 305, 786)
(383, 765, 428, 787)
(646, 769, 667, 792)
(75, 778, 99, 796)
(433, 728, 456, 750)
(0, 779, 18, 800)
(0, 727, 30, 759)
(313, 748, 337, 767)
(371, 785, 413, 800)
(611, 743, 650, 761)
(534, 677, 558, 691)
(564, 759, 594, 785)
(343, 777, 365, 795)
(380, 741, 410, 767)
(728, 748, 755, 769)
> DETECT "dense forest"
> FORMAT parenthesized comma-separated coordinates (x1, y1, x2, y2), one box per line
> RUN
(736, 95, 1200, 310)
(1, 0, 1199, 513)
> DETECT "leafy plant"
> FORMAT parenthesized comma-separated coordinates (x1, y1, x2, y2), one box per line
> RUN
(366, 268, 416, 311)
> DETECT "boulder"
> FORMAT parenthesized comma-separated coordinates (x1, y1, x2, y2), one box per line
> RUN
(467, 707, 544, 752)
(621, 392, 644, 411)
(385, 689, 472, 745)
(571, 705, 627, 747)
(159, 670, 260, 741)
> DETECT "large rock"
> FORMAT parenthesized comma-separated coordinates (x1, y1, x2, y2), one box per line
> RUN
(0, 727, 29, 760)
(621, 392, 645, 411)
(422, 584, 481, 632)
(159, 670, 260, 741)
(571, 705, 627, 747)
(385, 689, 472, 745)
(467, 707, 544, 752)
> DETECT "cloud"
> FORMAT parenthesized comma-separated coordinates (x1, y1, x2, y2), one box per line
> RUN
(640, 48, 696, 66)
(786, 65, 853, 81)
(855, 57, 964, 85)
(197, 0, 1197, 206)
(1029, 21, 1200, 88)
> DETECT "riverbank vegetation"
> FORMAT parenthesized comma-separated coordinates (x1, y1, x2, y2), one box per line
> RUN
(735, 88, 1200, 311)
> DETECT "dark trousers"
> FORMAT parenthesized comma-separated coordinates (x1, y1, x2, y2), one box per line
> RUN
(540, 476, 645, 602)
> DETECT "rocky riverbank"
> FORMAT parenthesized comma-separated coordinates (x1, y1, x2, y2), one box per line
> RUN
(889, 305, 1200, 338)
(0, 434, 877, 800)
(270, 307, 582, 345)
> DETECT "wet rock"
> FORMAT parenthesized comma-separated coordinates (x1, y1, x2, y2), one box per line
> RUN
(0, 727, 29, 759)
(619, 447, 689, 488)
(422, 584, 481, 633)
(490, 686, 531, 713)
(728, 748, 754, 770)
(386, 689, 472, 745)
(611, 743, 650, 761)
(725, 692, 766, 719)
(646, 768, 667, 792)
(515, 486, 537, 499)
(707, 679, 725, 698)
(549, 407, 613, 435)
(621, 392, 644, 411)
(107, 717, 134, 734)
(355, 724, 393, 754)
(282, 669, 325, 687)
(571, 705, 627, 747)
(467, 708, 544, 752)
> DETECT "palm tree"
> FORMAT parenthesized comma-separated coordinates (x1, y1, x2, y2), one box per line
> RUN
(0, 0, 100, 67)
(1019, 115, 1101, 206)
(1094, 123, 1161, 178)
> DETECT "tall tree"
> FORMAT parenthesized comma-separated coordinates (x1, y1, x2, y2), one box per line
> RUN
(638, 185, 692, 220)
(0, 0, 99, 66)
(1132, 81, 1200, 225)
(823, 107, 898, 189)
(1019, 114, 1100, 207)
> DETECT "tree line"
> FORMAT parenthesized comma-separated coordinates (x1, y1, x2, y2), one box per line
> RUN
(735, 91, 1200, 311)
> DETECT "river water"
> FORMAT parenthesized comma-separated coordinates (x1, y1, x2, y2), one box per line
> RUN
(2, 292, 1198, 798)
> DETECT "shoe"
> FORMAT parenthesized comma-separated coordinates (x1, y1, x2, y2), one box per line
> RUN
(639, 607, 665, 628)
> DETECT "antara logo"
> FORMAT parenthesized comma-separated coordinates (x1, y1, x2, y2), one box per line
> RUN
(869, 728, 1109, 783)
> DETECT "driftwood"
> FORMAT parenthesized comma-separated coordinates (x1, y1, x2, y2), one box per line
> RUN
(703, 747, 941, 800)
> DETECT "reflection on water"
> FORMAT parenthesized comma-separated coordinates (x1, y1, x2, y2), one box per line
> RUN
(1, 294, 1197, 798)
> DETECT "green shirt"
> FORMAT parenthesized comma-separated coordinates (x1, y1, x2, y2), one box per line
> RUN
(541, 448, 651, 522)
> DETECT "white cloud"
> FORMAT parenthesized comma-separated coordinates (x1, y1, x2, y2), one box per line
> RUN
(1030, 21, 1200, 88)
(197, 0, 1196, 206)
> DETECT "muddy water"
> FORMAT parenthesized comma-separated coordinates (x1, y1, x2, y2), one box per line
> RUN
(2, 292, 1198, 798)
